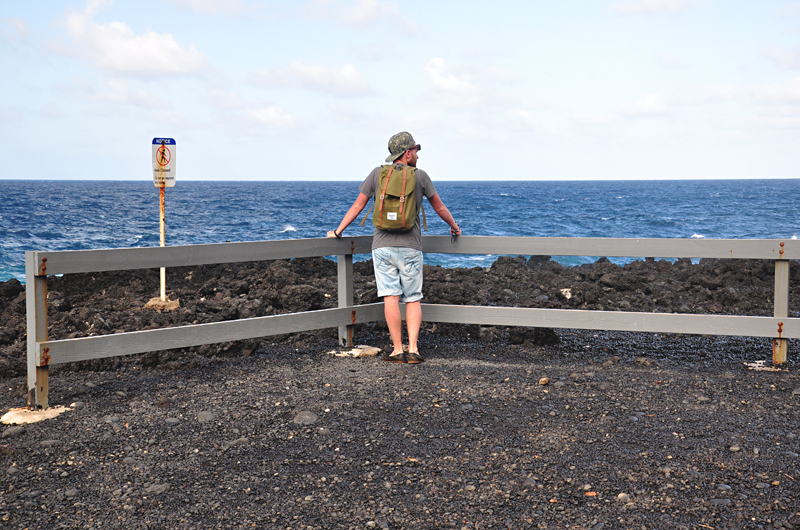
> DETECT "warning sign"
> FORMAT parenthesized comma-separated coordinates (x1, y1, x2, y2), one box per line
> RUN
(152, 138, 176, 187)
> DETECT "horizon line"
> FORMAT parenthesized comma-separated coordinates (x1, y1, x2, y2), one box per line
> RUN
(0, 176, 797, 183)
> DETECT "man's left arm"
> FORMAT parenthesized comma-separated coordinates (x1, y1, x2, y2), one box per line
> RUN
(428, 193, 461, 236)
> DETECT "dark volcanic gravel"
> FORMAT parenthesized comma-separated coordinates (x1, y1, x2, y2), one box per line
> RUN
(1, 256, 799, 529)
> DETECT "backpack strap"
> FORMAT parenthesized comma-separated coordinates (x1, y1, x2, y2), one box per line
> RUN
(399, 167, 408, 230)
(376, 166, 393, 230)
(359, 203, 373, 226)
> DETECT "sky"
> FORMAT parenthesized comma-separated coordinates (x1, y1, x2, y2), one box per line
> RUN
(2, 0, 800, 181)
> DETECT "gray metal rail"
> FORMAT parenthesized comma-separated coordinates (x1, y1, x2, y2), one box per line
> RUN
(26, 236, 797, 409)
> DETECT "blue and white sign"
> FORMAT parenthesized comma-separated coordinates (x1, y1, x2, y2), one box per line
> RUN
(152, 138, 176, 187)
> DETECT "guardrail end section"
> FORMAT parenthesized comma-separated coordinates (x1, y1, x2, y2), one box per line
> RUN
(32, 366, 49, 410)
(26, 345, 50, 410)
(773, 338, 788, 364)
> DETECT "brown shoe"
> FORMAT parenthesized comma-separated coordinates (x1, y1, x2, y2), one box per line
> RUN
(383, 352, 407, 363)
(406, 351, 424, 364)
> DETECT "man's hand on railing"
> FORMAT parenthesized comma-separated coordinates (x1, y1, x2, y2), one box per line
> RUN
(450, 224, 461, 243)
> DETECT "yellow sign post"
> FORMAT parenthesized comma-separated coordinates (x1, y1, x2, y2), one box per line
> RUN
(151, 138, 176, 304)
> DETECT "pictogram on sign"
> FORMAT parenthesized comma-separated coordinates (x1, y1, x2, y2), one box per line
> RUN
(156, 144, 171, 166)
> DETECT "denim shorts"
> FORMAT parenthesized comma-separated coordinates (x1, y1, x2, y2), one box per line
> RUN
(372, 247, 423, 303)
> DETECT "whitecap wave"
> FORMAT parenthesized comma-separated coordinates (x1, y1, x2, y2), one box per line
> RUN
(792, 235, 797, 240)
(690, 233, 704, 239)
(281, 225, 297, 233)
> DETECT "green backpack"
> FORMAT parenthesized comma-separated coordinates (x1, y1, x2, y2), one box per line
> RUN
(361, 164, 426, 232)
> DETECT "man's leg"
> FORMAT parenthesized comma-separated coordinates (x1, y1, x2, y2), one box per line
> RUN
(397, 248, 423, 358)
(383, 295, 405, 354)
(406, 300, 421, 353)
(373, 248, 405, 359)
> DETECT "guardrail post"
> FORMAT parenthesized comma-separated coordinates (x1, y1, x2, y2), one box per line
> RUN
(773, 259, 789, 364)
(337, 251, 354, 347)
(25, 251, 49, 409)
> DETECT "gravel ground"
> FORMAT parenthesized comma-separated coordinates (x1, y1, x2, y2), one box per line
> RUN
(1, 256, 800, 529)
(1, 328, 799, 530)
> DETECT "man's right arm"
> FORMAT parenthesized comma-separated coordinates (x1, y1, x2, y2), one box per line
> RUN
(327, 192, 370, 238)
(428, 193, 461, 236)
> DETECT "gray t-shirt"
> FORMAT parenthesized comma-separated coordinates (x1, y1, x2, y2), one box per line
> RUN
(359, 163, 437, 251)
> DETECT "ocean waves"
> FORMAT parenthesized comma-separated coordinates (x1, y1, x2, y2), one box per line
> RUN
(2, 179, 800, 282)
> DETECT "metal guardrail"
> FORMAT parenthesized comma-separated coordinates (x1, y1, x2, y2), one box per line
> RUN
(26, 236, 797, 409)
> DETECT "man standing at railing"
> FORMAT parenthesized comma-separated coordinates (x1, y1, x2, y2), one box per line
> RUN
(327, 132, 461, 364)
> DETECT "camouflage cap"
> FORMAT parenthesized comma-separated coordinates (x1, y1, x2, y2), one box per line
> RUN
(385, 131, 420, 163)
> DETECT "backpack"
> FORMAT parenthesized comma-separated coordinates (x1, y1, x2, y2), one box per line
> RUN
(361, 164, 427, 232)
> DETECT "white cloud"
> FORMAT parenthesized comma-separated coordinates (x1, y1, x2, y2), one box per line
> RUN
(618, 93, 671, 117)
(748, 102, 800, 129)
(763, 46, 800, 70)
(327, 103, 366, 123)
(706, 83, 739, 100)
(343, 0, 394, 24)
(778, 3, 800, 17)
(507, 109, 538, 128)
(167, 0, 255, 16)
(749, 116, 800, 129)
(352, 43, 397, 61)
(40, 103, 65, 119)
(248, 105, 297, 128)
(208, 90, 244, 110)
(1, 17, 28, 42)
(612, 0, 693, 15)
(291, 62, 374, 96)
(61, 0, 207, 77)
(402, 110, 441, 130)
(573, 112, 619, 125)
(88, 79, 171, 108)
(424, 58, 488, 107)
(151, 109, 197, 128)
(250, 61, 375, 97)
(659, 54, 686, 68)
(0, 109, 23, 123)
(750, 76, 800, 104)
(303, 0, 419, 32)
(757, 105, 800, 117)
(250, 68, 290, 87)
(455, 126, 486, 140)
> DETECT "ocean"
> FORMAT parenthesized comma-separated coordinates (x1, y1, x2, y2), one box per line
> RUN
(2, 179, 799, 283)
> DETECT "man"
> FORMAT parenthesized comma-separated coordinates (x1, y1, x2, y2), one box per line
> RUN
(327, 132, 461, 364)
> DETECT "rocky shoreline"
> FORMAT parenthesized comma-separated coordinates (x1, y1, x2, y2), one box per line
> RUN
(1, 255, 798, 378)
(1, 256, 799, 529)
